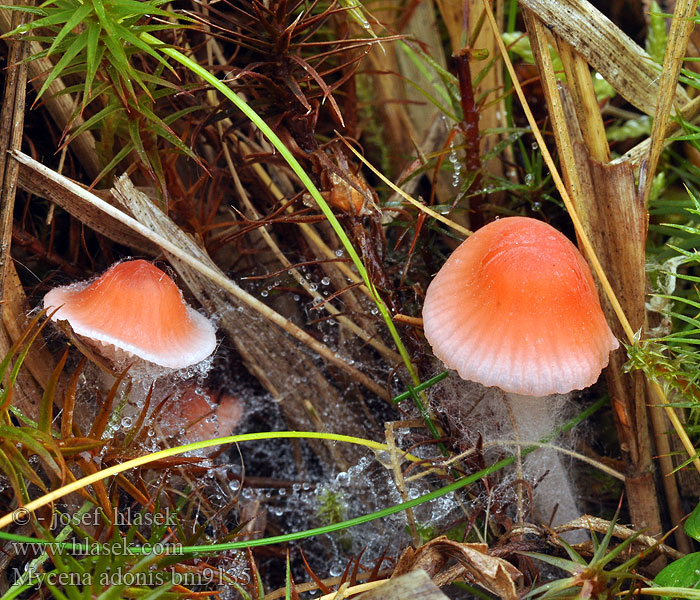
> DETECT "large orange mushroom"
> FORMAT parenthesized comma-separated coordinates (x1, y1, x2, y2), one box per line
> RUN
(423, 216, 618, 396)
(422, 217, 619, 532)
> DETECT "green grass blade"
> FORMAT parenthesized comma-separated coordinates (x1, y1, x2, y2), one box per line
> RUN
(36, 31, 88, 99)
(45, 3, 91, 57)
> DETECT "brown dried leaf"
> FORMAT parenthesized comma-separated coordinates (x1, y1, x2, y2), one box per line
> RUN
(394, 536, 521, 600)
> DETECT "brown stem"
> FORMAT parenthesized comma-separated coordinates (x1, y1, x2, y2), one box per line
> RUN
(453, 49, 483, 229)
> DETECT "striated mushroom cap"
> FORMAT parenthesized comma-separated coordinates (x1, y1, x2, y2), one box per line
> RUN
(422, 217, 619, 396)
(43, 260, 216, 369)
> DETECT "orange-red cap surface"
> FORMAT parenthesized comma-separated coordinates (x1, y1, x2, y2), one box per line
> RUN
(422, 217, 619, 396)
(44, 260, 216, 369)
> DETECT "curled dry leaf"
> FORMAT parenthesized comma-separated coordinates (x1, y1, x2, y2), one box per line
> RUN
(393, 536, 521, 600)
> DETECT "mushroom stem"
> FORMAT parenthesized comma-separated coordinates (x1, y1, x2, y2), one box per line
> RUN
(505, 393, 582, 535)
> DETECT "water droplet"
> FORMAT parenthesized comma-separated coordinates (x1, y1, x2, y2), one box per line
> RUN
(261, 290, 269, 297)
(321, 277, 330, 286)
(329, 565, 343, 577)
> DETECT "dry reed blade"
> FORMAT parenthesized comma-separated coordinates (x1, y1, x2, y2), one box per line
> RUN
(518, 0, 690, 115)
(557, 38, 610, 163)
(15, 167, 161, 256)
(638, 0, 697, 203)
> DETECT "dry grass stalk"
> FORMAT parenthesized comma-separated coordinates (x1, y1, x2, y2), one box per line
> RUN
(520, 5, 666, 538)
(0, 4, 54, 419)
(554, 515, 683, 561)
(343, 140, 472, 237)
(519, 1, 700, 549)
(0, 2, 27, 308)
(639, 0, 697, 203)
(519, 0, 690, 115)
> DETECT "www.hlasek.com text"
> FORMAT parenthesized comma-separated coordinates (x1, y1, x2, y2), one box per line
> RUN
(13, 538, 183, 557)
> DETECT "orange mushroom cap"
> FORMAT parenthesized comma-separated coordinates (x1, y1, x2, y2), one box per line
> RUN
(422, 217, 619, 396)
(43, 260, 216, 369)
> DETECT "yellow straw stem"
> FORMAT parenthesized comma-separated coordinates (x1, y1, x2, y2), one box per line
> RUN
(0, 432, 420, 530)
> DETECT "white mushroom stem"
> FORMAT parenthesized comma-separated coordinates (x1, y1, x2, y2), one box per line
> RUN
(505, 393, 582, 536)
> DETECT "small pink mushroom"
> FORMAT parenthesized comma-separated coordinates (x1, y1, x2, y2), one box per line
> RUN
(43, 260, 216, 370)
